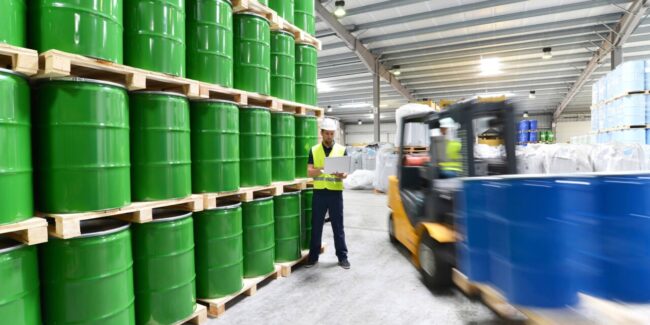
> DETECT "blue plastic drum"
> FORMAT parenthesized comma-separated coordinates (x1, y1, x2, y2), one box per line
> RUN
(529, 131, 538, 143)
(517, 132, 529, 144)
(517, 120, 530, 132)
(529, 119, 538, 130)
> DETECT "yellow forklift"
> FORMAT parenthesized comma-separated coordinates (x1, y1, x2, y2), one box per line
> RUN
(387, 99, 517, 289)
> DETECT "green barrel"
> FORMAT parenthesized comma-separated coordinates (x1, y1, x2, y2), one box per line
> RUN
(239, 106, 272, 187)
(39, 219, 136, 325)
(0, 238, 41, 325)
(295, 43, 318, 106)
(29, 0, 123, 63)
(32, 78, 131, 213)
(0, 69, 32, 225)
(190, 100, 240, 193)
(271, 30, 296, 101)
(300, 188, 313, 250)
(294, 0, 315, 35)
(258, 0, 268, 5)
(194, 203, 243, 298)
(271, 112, 296, 182)
(0, 0, 26, 46)
(274, 192, 301, 262)
(130, 91, 191, 201)
(295, 115, 318, 178)
(242, 197, 275, 277)
(124, 0, 186, 76)
(233, 12, 271, 95)
(132, 210, 196, 325)
(269, 0, 294, 24)
(186, 0, 233, 86)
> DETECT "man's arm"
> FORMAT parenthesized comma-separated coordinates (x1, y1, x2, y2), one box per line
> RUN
(308, 164, 322, 178)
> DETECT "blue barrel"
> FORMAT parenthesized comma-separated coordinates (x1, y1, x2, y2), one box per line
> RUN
(484, 179, 512, 297)
(528, 119, 538, 130)
(517, 132, 529, 144)
(529, 131, 538, 143)
(488, 176, 578, 308)
(456, 178, 494, 283)
(517, 120, 530, 132)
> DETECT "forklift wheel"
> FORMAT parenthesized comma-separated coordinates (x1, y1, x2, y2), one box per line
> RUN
(388, 213, 397, 244)
(418, 235, 452, 290)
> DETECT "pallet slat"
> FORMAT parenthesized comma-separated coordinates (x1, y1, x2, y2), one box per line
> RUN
(0, 217, 48, 245)
(202, 179, 312, 209)
(172, 304, 208, 325)
(277, 245, 325, 277)
(41, 195, 204, 239)
(0, 43, 39, 75)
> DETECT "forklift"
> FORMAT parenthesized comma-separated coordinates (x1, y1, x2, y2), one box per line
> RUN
(387, 98, 518, 289)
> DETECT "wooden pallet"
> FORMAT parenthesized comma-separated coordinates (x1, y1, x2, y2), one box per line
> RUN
(277, 245, 325, 277)
(198, 265, 281, 318)
(172, 304, 208, 325)
(275, 98, 324, 117)
(0, 43, 39, 75)
(0, 217, 48, 245)
(40, 195, 204, 239)
(202, 184, 283, 209)
(273, 178, 313, 191)
(36, 50, 200, 97)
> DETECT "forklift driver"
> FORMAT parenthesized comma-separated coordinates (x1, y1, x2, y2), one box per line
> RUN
(438, 118, 462, 178)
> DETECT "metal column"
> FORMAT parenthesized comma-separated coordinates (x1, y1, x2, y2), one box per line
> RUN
(373, 60, 380, 142)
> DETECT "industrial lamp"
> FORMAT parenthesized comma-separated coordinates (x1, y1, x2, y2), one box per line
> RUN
(357, 119, 362, 125)
(542, 47, 552, 59)
(334, 1, 346, 18)
(529, 90, 536, 99)
(392, 65, 401, 76)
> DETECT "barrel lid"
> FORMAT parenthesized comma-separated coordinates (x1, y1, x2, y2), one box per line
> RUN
(296, 42, 317, 49)
(34, 77, 126, 89)
(0, 237, 26, 254)
(592, 171, 650, 177)
(240, 105, 270, 111)
(76, 219, 130, 238)
(272, 110, 294, 115)
(273, 29, 295, 37)
(131, 90, 188, 98)
(211, 202, 242, 210)
(150, 209, 192, 223)
(252, 196, 274, 202)
(0, 67, 28, 79)
(236, 11, 271, 23)
(191, 98, 239, 105)
(296, 115, 317, 119)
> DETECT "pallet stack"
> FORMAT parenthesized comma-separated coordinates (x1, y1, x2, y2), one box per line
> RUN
(0, 0, 322, 323)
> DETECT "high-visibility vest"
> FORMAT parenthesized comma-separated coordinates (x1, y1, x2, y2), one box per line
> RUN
(439, 140, 463, 172)
(311, 143, 346, 191)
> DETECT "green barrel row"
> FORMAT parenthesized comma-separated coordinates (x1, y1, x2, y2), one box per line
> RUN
(274, 192, 301, 262)
(295, 115, 319, 178)
(234, 12, 271, 95)
(240, 106, 272, 187)
(271, 30, 296, 101)
(243, 197, 276, 277)
(271, 112, 296, 182)
(296, 43, 318, 106)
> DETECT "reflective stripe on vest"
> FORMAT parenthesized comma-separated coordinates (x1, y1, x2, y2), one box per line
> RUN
(312, 143, 346, 191)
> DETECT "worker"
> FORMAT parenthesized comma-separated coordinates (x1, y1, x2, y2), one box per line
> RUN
(438, 117, 462, 178)
(305, 118, 350, 269)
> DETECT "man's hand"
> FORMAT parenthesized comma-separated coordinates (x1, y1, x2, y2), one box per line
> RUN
(333, 172, 347, 179)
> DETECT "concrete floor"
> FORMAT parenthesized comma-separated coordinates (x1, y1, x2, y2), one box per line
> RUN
(210, 190, 501, 325)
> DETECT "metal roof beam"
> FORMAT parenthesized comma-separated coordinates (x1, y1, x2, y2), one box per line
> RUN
(554, 0, 650, 119)
(315, 1, 414, 100)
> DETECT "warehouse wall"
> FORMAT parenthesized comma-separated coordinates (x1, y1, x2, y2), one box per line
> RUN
(555, 120, 591, 143)
(343, 123, 396, 145)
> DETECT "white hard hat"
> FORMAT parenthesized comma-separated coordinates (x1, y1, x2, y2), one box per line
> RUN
(320, 118, 337, 131)
(439, 117, 455, 128)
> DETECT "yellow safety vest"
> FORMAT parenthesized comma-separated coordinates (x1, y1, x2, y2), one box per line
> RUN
(439, 140, 463, 172)
(312, 143, 346, 191)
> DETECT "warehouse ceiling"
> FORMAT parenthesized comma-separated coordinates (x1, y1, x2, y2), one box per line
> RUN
(315, 0, 650, 124)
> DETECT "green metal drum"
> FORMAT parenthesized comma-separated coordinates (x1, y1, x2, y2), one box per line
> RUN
(190, 99, 240, 193)
(269, 0, 294, 24)
(29, 0, 123, 63)
(239, 106, 272, 187)
(242, 197, 275, 277)
(300, 188, 313, 250)
(271, 112, 295, 182)
(0, 69, 32, 225)
(295, 115, 318, 178)
(0, 0, 26, 46)
(194, 203, 243, 298)
(258, 0, 268, 5)
(32, 78, 131, 213)
(124, 0, 186, 76)
(130, 92, 191, 202)
(39, 219, 135, 325)
(233, 12, 271, 95)
(271, 30, 296, 101)
(274, 192, 301, 262)
(0, 238, 41, 325)
(294, 0, 315, 35)
(295, 43, 318, 106)
(132, 210, 196, 325)
(187, 0, 233, 86)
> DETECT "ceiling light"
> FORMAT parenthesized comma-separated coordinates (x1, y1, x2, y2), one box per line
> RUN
(392, 65, 401, 76)
(380, 103, 388, 108)
(529, 90, 536, 99)
(542, 47, 552, 60)
(327, 105, 333, 112)
(317, 80, 335, 93)
(334, 1, 346, 18)
(479, 57, 501, 76)
(357, 119, 362, 125)
(341, 102, 371, 108)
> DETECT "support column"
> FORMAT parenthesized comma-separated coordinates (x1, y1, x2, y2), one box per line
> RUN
(373, 60, 380, 143)
(611, 46, 623, 70)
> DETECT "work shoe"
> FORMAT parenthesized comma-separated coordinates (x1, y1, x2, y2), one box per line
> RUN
(338, 259, 351, 269)
(304, 260, 318, 268)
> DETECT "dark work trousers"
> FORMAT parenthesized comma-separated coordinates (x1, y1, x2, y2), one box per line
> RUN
(308, 189, 348, 263)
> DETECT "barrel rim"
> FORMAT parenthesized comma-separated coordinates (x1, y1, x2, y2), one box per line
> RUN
(208, 202, 243, 210)
(271, 111, 295, 115)
(0, 67, 28, 79)
(76, 219, 130, 238)
(272, 29, 295, 37)
(296, 42, 318, 49)
(130, 90, 188, 99)
(251, 196, 274, 202)
(191, 98, 239, 105)
(235, 11, 271, 23)
(240, 105, 271, 111)
(0, 237, 26, 254)
(33, 77, 126, 89)
(278, 191, 301, 196)
(150, 209, 193, 223)
(300, 188, 314, 192)
(295, 115, 318, 120)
